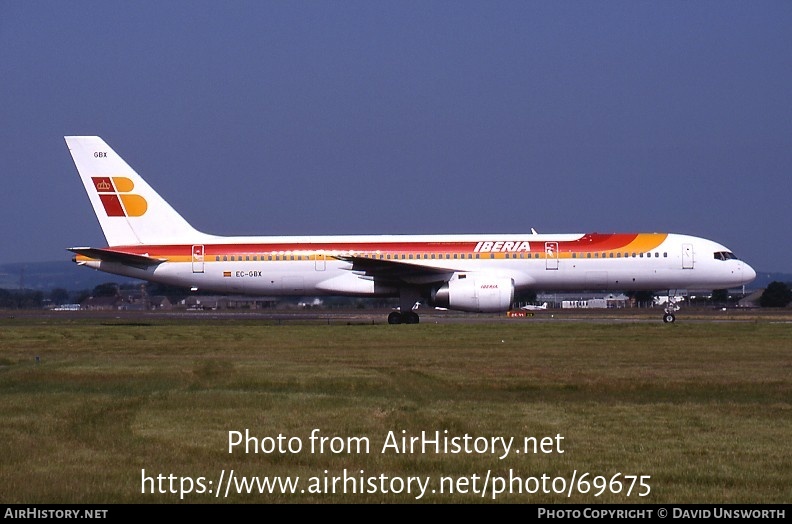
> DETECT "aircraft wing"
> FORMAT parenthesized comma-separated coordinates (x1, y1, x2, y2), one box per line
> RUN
(68, 247, 165, 269)
(333, 254, 456, 285)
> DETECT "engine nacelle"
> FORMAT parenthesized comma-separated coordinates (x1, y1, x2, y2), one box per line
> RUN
(431, 274, 515, 313)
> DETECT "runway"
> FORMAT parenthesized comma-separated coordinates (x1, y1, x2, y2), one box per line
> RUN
(5, 305, 787, 325)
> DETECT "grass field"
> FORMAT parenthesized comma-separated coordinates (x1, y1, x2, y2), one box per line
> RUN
(0, 308, 790, 503)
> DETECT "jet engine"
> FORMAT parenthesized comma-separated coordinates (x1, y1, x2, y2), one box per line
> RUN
(431, 274, 514, 313)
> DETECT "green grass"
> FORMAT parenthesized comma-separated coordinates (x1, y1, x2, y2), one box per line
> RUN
(0, 311, 790, 503)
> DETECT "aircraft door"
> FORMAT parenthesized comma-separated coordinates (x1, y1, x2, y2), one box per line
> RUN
(315, 252, 326, 271)
(545, 242, 559, 270)
(192, 244, 205, 273)
(682, 243, 694, 269)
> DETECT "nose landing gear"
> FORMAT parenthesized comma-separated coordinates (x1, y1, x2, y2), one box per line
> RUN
(662, 295, 680, 323)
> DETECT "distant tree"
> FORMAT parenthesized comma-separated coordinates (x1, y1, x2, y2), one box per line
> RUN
(50, 288, 70, 305)
(759, 281, 792, 308)
(145, 282, 190, 303)
(711, 289, 729, 305)
(92, 282, 120, 297)
(0, 289, 43, 309)
(0, 289, 12, 308)
(19, 291, 43, 309)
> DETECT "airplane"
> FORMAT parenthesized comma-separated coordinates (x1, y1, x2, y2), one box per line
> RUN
(521, 302, 548, 311)
(64, 136, 757, 324)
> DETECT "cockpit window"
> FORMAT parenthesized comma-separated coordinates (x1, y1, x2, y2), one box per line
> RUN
(714, 251, 738, 261)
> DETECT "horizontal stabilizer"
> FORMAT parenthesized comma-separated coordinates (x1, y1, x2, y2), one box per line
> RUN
(68, 247, 165, 268)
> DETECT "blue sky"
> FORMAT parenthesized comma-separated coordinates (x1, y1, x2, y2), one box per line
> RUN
(1, 1, 790, 273)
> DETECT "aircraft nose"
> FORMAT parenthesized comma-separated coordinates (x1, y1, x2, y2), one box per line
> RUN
(743, 263, 757, 285)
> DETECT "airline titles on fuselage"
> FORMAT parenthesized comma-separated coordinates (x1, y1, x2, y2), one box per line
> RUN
(473, 241, 531, 253)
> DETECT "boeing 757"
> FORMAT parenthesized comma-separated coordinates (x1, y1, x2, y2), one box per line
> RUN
(64, 136, 756, 324)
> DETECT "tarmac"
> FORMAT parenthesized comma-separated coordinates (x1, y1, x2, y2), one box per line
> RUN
(4, 305, 789, 325)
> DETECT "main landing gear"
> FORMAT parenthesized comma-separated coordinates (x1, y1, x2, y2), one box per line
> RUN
(388, 311, 420, 324)
(388, 287, 422, 324)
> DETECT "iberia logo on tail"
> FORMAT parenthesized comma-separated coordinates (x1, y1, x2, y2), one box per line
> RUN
(91, 177, 148, 217)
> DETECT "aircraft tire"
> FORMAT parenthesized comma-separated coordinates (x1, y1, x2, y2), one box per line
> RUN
(388, 311, 403, 324)
(403, 311, 420, 324)
(663, 313, 676, 323)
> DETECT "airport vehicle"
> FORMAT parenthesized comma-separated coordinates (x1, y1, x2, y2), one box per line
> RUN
(65, 136, 756, 324)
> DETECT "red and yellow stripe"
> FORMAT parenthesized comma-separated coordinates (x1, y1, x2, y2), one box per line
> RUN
(74, 233, 669, 263)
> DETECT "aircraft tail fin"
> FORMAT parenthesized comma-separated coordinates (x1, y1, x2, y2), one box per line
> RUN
(65, 136, 209, 246)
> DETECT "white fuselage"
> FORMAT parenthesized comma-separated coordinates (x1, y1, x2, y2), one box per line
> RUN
(79, 232, 756, 298)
